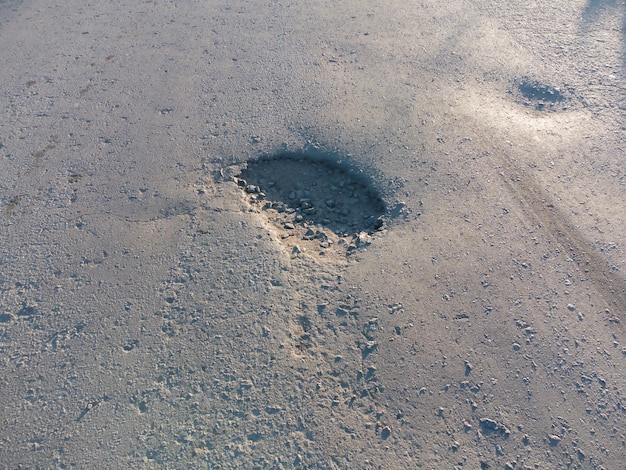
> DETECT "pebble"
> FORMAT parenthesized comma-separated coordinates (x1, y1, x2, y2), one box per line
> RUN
(316, 231, 328, 241)
(356, 232, 372, 247)
(548, 434, 562, 445)
(284, 223, 295, 230)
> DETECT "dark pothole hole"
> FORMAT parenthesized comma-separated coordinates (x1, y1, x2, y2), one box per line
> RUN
(236, 152, 386, 257)
(512, 78, 569, 111)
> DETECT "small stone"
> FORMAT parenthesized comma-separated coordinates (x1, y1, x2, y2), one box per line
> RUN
(356, 232, 372, 247)
(316, 231, 328, 241)
(245, 184, 260, 194)
(548, 434, 561, 445)
(512, 342, 521, 351)
(567, 304, 575, 311)
(284, 223, 295, 230)
(288, 191, 296, 200)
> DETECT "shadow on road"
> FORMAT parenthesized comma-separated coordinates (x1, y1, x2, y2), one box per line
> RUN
(581, 0, 626, 69)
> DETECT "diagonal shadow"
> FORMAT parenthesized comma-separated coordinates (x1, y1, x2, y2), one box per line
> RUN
(581, 0, 626, 71)
(583, 0, 619, 24)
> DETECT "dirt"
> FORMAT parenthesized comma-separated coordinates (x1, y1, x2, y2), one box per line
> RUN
(0, 0, 625, 469)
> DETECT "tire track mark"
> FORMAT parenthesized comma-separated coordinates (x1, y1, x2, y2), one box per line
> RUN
(498, 154, 626, 317)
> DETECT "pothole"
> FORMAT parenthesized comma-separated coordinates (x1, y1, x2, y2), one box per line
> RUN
(511, 78, 569, 111)
(236, 153, 386, 261)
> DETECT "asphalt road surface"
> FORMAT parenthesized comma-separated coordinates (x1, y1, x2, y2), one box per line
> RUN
(1, 1, 625, 468)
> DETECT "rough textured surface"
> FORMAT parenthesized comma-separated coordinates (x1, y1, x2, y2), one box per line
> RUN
(1, 0, 625, 468)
